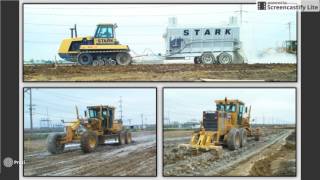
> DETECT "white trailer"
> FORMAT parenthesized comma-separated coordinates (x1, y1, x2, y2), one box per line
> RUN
(163, 18, 247, 64)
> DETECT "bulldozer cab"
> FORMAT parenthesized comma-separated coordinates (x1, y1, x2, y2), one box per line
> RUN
(93, 24, 117, 45)
(87, 106, 115, 129)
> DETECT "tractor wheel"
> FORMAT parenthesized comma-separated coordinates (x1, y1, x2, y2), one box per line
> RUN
(201, 52, 216, 64)
(47, 133, 65, 154)
(98, 59, 105, 66)
(125, 132, 132, 144)
(227, 128, 240, 150)
(239, 128, 247, 147)
(118, 132, 126, 145)
(217, 52, 232, 64)
(109, 59, 117, 65)
(92, 60, 99, 66)
(78, 53, 93, 65)
(80, 131, 98, 153)
(116, 52, 132, 65)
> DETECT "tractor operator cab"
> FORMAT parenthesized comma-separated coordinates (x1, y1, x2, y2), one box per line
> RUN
(85, 106, 115, 129)
(93, 24, 119, 45)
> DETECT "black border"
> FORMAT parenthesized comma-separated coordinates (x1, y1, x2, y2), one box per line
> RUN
(22, 2, 298, 83)
(162, 87, 297, 177)
(1, 1, 19, 180)
(22, 87, 158, 177)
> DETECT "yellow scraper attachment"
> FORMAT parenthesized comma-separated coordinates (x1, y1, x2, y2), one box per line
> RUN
(178, 131, 223, 158)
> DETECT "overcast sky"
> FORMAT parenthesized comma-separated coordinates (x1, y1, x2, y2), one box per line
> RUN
(24, 88, 156, 128)
(164, 88, 296, 125)
(24, 4, 297, 63)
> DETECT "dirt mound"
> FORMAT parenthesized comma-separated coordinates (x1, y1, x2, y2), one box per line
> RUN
(24, 64, 297, 81)
(249, 130, 296, 176)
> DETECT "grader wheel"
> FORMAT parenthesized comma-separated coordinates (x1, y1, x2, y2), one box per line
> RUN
(239, 128, 247, 147)
(98, 136, 105, 145)
(47, 133, 65, 154)
(125, 132, 132, 144)
(118, 132, 126, 145)
(80, 131, 98, 153)
(254, 134, 260, 141)
(227, 128, 240, 150)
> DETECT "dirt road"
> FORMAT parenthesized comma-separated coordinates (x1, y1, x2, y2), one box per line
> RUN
(24, 64, 296, 81)
(163, 128, 296, 176)
(24, 131, 156, 176)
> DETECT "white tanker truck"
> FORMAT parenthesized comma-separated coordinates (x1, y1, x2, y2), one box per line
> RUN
(163, 17, 247, 64)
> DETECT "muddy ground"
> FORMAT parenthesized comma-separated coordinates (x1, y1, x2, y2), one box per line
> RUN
(24, 64, 296, 81)
(163, 127, 296, 176)
(23, 131, 156, 176)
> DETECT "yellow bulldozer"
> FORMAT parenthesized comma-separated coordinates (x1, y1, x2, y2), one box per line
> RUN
(58, 24, 132, 66)
(179, 98, 260, 155)
(47, 105, 132, 154)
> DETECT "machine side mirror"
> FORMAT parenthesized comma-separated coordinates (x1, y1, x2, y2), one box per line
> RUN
(245, 107, 248, 113)
(84, 111, 87, 117)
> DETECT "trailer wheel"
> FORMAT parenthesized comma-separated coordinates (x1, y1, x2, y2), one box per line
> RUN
(78, 53, 93, 65)
(217, 52, 232, 64)
(194, 57, 201, 64)
(201, 52, 216, 64)
(80, 131, 98, 153)
(125, 132, 132, 144)
(47, 133, 65, 154)
(118, 132, 126, 145)
(116, 52, 132, 65)
(239, 128, 247, 147)
(227, 128, 240, 150)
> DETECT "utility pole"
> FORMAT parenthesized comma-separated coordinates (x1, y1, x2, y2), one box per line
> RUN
(168, 111, 171, 128)
(119, 96, 123, 121)
(30, 89, 33, 130)
(141, 114, 144, 129)
(235, 5, 248, 25)
(288, 22, 292, 40)
(24, 88, 35, 130)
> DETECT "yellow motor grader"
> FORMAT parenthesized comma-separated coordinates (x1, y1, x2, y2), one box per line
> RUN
(47, 105, 132, 154)
(179, 98, 260, 155)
